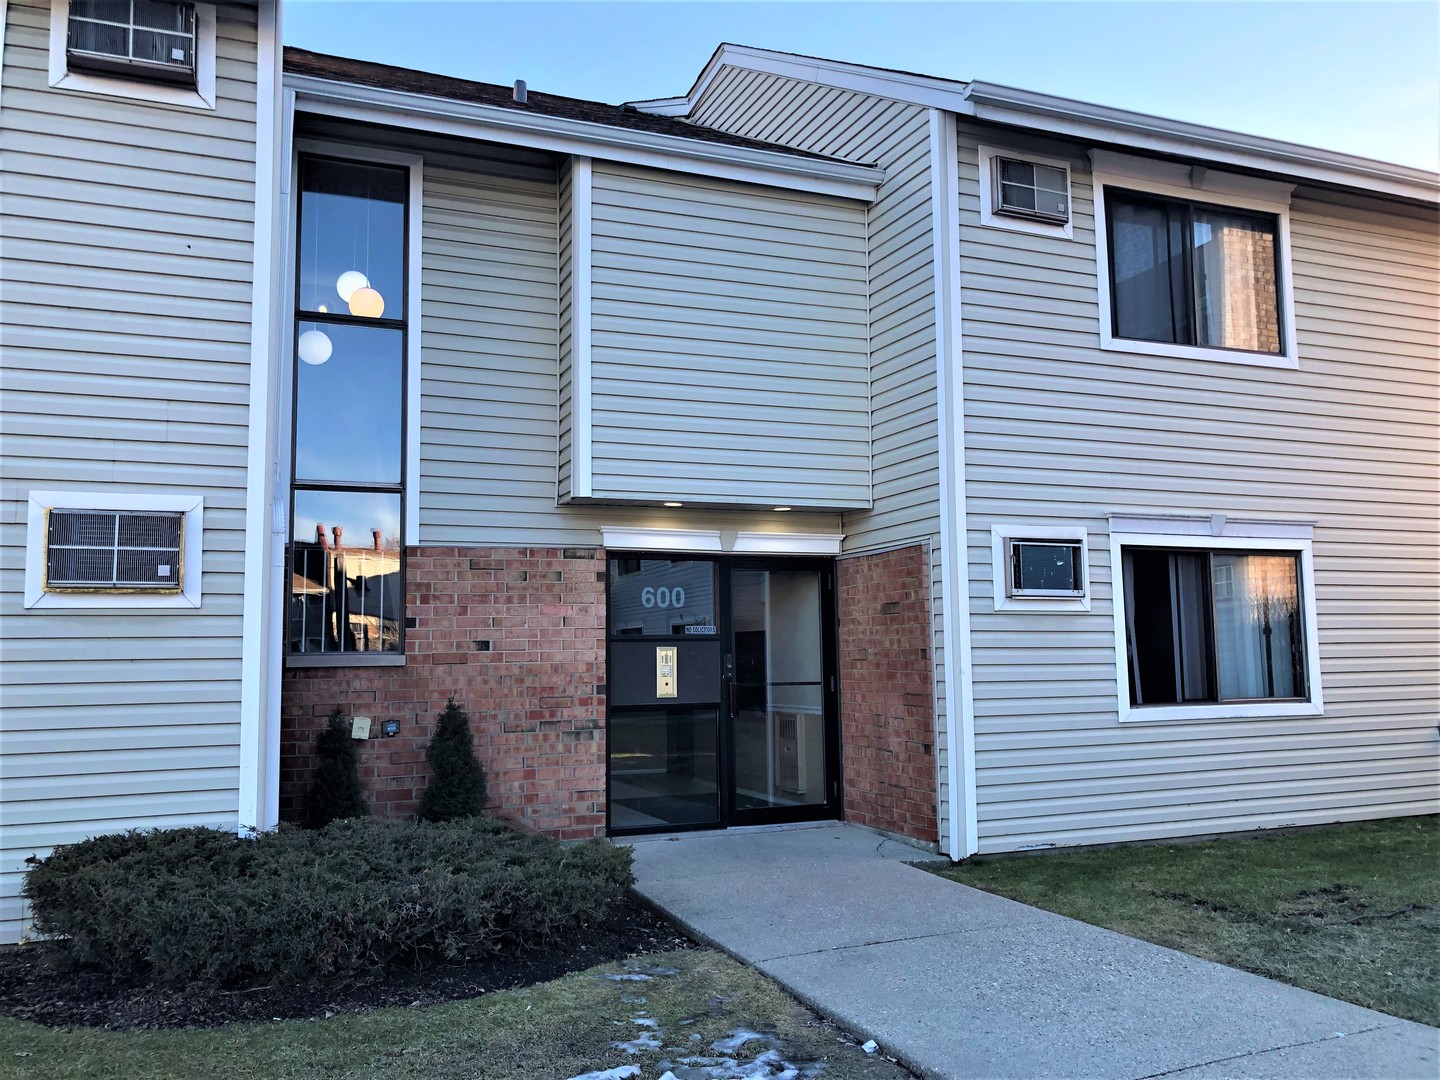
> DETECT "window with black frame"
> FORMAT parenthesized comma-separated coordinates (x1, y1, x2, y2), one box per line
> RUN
(1122, 547, 1306, 707)
(287, 157, 407, 658)
(1107, 188, 1283, 355)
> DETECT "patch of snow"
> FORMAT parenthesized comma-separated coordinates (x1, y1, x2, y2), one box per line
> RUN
(711, 1029, 770, 1054)
(631, 1017, 660, 1028)
(565, 1067, 642, 1080)
(603, 973, 653, 982)
(612, 1030, 663, 1055)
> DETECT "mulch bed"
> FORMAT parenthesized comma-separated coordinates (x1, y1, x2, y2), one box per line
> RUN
(0, 893, 693, 1032)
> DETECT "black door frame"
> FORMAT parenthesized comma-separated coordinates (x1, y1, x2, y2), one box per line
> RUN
(605, 552, 842, 835)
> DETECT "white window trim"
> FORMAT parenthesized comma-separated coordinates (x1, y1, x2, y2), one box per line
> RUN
(978, 144, 1074, 240)
(990, 525, 1090, 612)
(1108, 515, 1323, 724)
(1091, 149, 1300, 370)
(48, 0, 217, 110)
(24, 490, 205, 609)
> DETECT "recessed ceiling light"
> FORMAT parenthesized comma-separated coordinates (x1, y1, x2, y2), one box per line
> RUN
(773, 506, 792, 512)
(662, 502, 683, 508)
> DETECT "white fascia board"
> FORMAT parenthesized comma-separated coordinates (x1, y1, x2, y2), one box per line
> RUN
(965, 83, 1440, 205)
(731, 531, 844, 555)
(285, 75, 882, 202)
(657, 46, 1438, 204)
(600, 527, 723, 553)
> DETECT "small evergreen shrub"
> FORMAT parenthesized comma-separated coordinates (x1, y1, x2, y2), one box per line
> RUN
(23, 818, 634, 986)
(419, 697, 488, 823)
(307, 708, 368, 828)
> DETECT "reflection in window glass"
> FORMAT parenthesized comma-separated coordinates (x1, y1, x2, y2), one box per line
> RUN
(298, 159, 405, 320)
(289, 490, 402, 654)
(608, 559, 716, 636)
(293, 322, 403, 485)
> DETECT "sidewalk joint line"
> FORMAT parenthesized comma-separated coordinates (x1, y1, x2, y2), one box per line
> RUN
(1131, 1022, 1400, 1080)
(757, 925, 989, 962)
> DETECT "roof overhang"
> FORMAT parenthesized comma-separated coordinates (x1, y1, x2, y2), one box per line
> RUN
(637, 44, 1439, 206)
(284, 72, 883, 201)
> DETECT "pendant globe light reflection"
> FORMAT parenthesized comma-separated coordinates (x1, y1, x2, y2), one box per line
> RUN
(336, 270, 369, 303)
(348, 286, 384, 318)
(297, 329, 333, 366)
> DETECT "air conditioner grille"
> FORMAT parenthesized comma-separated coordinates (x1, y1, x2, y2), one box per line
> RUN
(47, 509, 183, 591)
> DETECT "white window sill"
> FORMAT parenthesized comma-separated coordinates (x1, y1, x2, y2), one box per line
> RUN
(1099, 334, 1299, 370)
(1119, 700, 1323, 724)
(994, 595, 1090, 613)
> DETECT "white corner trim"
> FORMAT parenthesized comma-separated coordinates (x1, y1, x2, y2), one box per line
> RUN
(600, 526, 723, 553)
(1091, 167, 1301, 370)
(24, 490, 205, 610)
(929, 109, 978, 861)
(1108, 520, 1324, 725)
(0, 0, 10, 106)
(238, 0, 283, 836)
(48, 0, 217, 110)
(287, 78, 882, 202)
(977, 144, 1074, 240)
(571, 157, 594, 500)
(990, 525, 1090, 612)
(731, 532, 844, 555)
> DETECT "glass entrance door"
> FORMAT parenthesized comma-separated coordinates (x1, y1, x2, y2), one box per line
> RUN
(606, 556, 838, 834)
(727, 564, 837, 825)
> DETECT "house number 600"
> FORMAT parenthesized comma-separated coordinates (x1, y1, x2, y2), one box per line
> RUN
(641, 586, 685, 609)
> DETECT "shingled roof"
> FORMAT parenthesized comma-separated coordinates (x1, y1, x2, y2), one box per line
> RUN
(283, 48, 836, 162)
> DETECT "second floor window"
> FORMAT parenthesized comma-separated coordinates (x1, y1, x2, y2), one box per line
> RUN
(1106, 188, 1283, 356)
(67, 1, 197, 85)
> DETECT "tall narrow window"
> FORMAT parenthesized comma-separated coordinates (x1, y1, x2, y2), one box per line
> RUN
(1122, 547, 1305, 707)
(287, 158, 408, 658)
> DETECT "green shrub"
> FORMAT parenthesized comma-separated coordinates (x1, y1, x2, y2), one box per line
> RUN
(419, 697, 488, 822)
(307, 708, 368, 828)
(23, 818, 634, 986)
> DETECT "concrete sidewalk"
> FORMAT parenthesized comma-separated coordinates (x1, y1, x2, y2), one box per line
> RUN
(627, 823, 1439, 1080)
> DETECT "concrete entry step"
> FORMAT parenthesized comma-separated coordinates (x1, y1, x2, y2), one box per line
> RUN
(626, 824, 1439, 1080)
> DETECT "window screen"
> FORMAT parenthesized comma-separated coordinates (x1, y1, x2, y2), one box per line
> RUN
(46, 509, 183, 591)
(1008, 540, 1085, 597)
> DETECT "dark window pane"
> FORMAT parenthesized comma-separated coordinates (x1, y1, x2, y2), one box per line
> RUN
(608, 559, 716, 636)
(298, 159, 405, 321)
(1213, 554, 1302, 699)
(70, 0, 130, 22)
(1123, 549, 1214, 706)
(999, 182, 1036, 211)
(1000, 159, 1034, 186)
(133, 1, 193, 32)
(1110, 196, 1190, 345)
(1192, 209, 1281, 353)
(289, 490, 402, 654)
(293, 322, 403, 485)
(608, 708, 719, 829)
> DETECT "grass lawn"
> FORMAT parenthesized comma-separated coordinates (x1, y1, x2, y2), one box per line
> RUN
(0, 947, 913, 1080)
(935, 815, 1438, 1026)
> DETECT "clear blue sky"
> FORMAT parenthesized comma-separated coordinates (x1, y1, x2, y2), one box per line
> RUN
(285, 1, 1440, 170)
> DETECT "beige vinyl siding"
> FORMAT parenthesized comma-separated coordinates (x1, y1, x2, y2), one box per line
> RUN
(0, 0, 260, 941)
(691, 67, 951, 831)
(395, 130, 844, 546)
(582, 162, 870, 509)
(956, 120, 1440, 851)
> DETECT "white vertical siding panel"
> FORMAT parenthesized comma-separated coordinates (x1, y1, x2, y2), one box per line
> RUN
(0, 0, 260, 942)
(954, 120, 1440, 852)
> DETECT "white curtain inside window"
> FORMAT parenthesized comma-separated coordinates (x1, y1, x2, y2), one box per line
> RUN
(1212, 553, 1300, 699)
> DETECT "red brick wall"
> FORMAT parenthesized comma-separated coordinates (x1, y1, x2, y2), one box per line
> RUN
(836, 544, 938, 844)
(281, 546, 607, 840)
